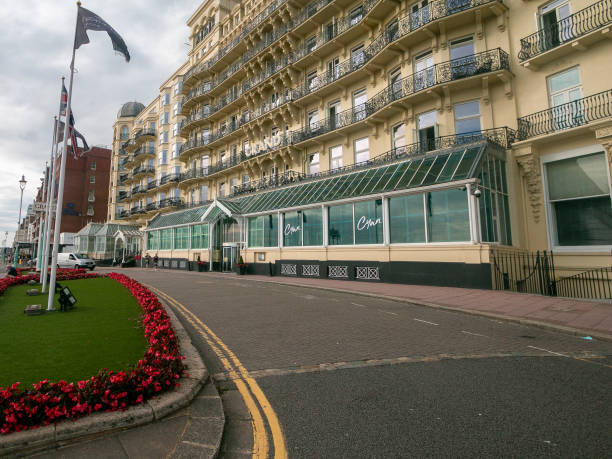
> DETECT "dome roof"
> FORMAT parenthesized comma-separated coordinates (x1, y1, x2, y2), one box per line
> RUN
(117, 101, 145, 118)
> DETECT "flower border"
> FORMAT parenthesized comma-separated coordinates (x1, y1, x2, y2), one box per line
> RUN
(0, 271, 184, 434)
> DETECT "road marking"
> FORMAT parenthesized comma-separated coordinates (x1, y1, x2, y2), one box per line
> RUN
(381, 311, 398, 316)
(351, 302, 366, 308)
(527, 345, 568, 357)
(462, 331, 488, 337)
(414, 318, 439, 326)
(147, 285, 287, 459)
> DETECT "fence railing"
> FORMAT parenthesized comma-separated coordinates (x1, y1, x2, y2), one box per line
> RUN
(519, 0, 612, 61)
(491, 248, 612, 299)
(517, 89, 612, 140)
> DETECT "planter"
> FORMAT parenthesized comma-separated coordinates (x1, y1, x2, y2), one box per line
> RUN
(238, 265, 247, 275)
(196, 263, 208, 272)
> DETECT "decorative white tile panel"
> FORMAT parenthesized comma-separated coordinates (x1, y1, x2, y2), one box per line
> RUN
(356, 266, 379, 280)
(281, 264, 297, 276)
(328, 265, 349, 278)
(302, 265, 320, 277)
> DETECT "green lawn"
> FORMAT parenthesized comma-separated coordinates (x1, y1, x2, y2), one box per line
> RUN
(0, 277, 148, 390)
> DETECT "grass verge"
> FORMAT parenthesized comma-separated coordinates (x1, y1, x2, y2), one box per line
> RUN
(0, 277, 148, 389)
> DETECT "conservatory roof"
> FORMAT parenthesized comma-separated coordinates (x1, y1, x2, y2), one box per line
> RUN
(147, 205, 209, 229)
(76, 222, 104, 236)
(233, 141, 490, 215)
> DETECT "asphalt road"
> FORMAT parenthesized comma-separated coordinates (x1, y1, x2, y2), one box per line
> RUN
(116, 269, 612, 458)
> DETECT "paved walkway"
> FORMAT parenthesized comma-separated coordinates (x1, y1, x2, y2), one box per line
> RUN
(237, 274, 612, 340)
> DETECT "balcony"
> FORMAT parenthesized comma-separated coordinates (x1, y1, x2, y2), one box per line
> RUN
(519, 0, 612, 68)
(180, 88, 244, 135)
(180, 167, 210, 185)
(156, 173, 181, 190)
(131, 184, 146, 196)
(292, 49, 510, 145)
(118, 174, 129, 185)
(116, 210, 129, 219)
(124, 139, 138, 152)
(117, 191, 129, 202)
(517, 89, 612, 141)
(133, 146, 155, 160)
(132, 166, 155, 179)
(135, 127, 156, 143)
(157, 198, 183, 211)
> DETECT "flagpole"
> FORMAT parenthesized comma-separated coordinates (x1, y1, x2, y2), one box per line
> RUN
(41, 113, 61, 292)
(48, 4, 80, 311)
(35, 162, 48, 272)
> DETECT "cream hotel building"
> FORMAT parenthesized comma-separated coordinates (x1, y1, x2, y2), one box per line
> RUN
(108, 0, 612, 290)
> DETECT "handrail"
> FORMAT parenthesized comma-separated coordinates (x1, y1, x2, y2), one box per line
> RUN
(518, 0, 612, 61)
(517, 89, 612, 140)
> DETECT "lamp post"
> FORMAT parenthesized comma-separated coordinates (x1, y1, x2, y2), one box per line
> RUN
(13, 175, 27, 267)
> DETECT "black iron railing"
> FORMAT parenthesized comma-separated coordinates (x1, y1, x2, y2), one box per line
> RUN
(147, 180, 158, 191)
(117, 191, 129, 202)
(517, 90, 612, 140)
(491, 249, 557, 296)
(159, 173, 181, 186)
(292, 49, 509, 145)
(230, 128, 514, 197)
(519, 0, 612, 61)
(555, 266, 612, 299)
(157, 198, 183, 210)
(135, 127, 156, 140)
(132, 166, 155, 177)
(180, 167, 210, 181)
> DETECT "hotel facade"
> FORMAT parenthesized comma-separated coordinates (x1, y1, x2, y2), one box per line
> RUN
(108, 0, 612, 288)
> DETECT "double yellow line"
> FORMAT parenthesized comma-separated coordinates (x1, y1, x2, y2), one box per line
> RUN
(147, 285, 287, 459)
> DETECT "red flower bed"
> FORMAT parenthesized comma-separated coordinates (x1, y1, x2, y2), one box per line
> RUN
(0, 272, 184, 434)
(0, 268, 97, 296)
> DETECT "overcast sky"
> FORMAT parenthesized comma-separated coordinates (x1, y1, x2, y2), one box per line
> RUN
(0, 0, 202, 246)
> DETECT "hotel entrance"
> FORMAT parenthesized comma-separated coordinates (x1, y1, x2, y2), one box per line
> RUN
(209, 214, 242, 272)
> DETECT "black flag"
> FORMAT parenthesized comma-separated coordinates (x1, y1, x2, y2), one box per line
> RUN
(74, 6, 130, 62)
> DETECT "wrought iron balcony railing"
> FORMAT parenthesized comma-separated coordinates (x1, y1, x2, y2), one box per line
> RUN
(293, 49, 509, 144)
(135, 127, 156, 140)
(293, 0, 500, 101)
(517, 89, 612, 140)
(180, 167, 210, 182)
(147, 180, 158, 191)
(159, 173, 181, 186)
(133, 146, 155, 158)
(519, 0, 612, 62)
(116, 210, 128, 219)
(132, 166, 155, 177)
(157, 198, 183, 210)
(230, 128, 515, 197)
(117, 191, 129, 202)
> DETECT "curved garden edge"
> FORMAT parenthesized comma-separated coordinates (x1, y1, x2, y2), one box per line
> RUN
(0, 272, 210, 456)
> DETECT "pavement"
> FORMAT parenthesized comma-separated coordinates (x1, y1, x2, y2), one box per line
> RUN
(3, 267, 611, 457)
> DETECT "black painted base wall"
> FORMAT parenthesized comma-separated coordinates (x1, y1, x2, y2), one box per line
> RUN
(248, 259, 492, 290)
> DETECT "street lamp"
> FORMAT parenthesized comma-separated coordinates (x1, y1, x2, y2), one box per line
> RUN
(14, 175, 27, 267)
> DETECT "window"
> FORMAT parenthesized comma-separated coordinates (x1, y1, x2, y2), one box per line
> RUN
(248, 214, 279, 247)
(389, 68, 402, 99)
(230, 178, 238, 194)
(330, 145, 343, 170)
(328, 101, 341, 129)
(158, 149, 167, 165)
(174, 166, 181, 175)
(283, 211, 302, 247)
(427, 189, 470, 242)
(303, 208, 323, 246)
(308, 153, 320, 175)
(172, 124, 178, 136)
(386, 19, 399, 42)
(218, 182, 225, 198)
(328, 203, 354, 245)
(89, 175, 95, 183)
(306, 71, 318, 91)
(392, 123, 406, 153)
(120, 126, 129, 140)
(350, 6, 363, 25)
(306, 36, 317, 53)
(351, 44, 365, 69)
(417, 110, 437, 152)
(478, 154, 512, 245)
(353, 89, 367, 121)
(539, 0, 572, 47)
(160, 228, 172, 250)
(548, 67, 583, 130)
(450, 37, 475, 79)
(91, 161, 96, 170)
(200, 185, 209, 202)
(308, 109, 319, 131)
(87, 205, 94, 216)
(545, 151, 612, 246)
(411, 0, 431, 29)
(160, 112, 169, 125)
(390, 195, 426, 243)
(414, 51, 434, 91)
(88, 190, 95, 202)
(174, 227, 189, 249)
(354, 199, 383, 244)
(191, 224, 209, 249)
(327, 57, 339, 80)
(242, 174, 249, 184)
(454, 100, 481, 136)
(162, 93, 170, 105)
(354, 137, 370, 164)
(147, 231, 159, 250)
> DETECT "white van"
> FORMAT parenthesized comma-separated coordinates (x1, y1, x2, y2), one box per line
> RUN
(57, 253, 96, 270)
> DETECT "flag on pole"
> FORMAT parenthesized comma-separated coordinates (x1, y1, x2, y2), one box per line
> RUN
(59, 83, 68, 117)
(55, 117, 90, 157)
(74, 6, 130, 62)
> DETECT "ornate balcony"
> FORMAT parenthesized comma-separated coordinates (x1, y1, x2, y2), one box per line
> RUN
(117, 191, 129, 202)
(519, 0, 612, 66)
(517, 89, 612, 141)
(116, 209, 129, 219)
(133, 146, 155, 160)
(157, 198, 184, 211)
(231, 127, 515, 198)
(131, 184, 146, 196)
(180, 88, 243, 135)
(132, 166, 155, 179)
(134, 127, 156, 144)
(156, 173, 181, 190)
(292, 49, 510, 145)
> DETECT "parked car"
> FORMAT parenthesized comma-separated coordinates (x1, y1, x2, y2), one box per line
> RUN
(57, 253, 96, 270)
